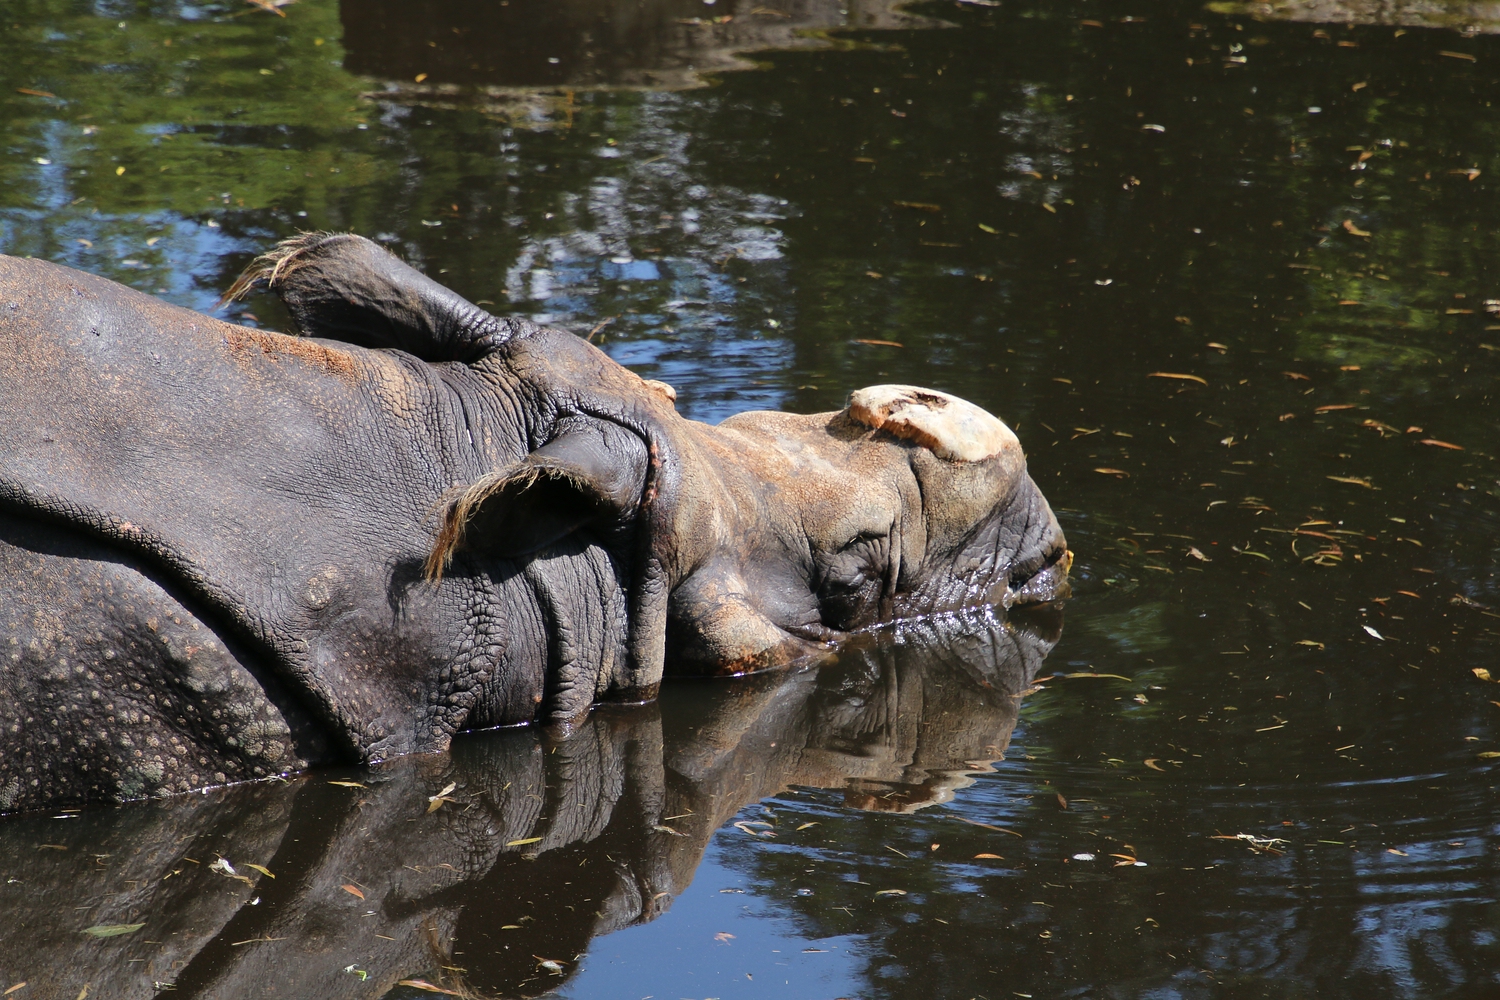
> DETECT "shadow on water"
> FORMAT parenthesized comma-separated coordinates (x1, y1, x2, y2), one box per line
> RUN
(0, 610, 1058, 999)
(342, 0, 950, 96)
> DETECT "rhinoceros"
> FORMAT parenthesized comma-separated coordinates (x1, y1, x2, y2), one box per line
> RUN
(0, 233, 1069, 812)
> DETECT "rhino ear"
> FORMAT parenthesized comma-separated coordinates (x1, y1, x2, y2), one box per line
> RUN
(846, 385, 1018, 462)
(426, 422, 649, 578)
(222, 232, 517, 363)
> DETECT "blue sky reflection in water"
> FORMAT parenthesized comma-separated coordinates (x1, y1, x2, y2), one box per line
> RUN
(3, 0, 1500, 996)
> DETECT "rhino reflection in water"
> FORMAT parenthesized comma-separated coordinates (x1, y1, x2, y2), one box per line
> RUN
(0, 610, 1060, 999)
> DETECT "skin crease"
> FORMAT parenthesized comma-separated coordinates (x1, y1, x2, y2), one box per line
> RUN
(0, 234, 1069, 812)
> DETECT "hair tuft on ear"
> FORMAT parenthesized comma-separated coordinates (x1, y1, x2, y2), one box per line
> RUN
(218, 231, 345, 309)
(424, 464, 603, 581)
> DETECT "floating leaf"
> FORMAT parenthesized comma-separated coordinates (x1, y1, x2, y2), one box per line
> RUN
(1314, 404, 1357, 412)
(1093, 468, 1129, 477)
(1327, 476, 1374, 488)
(852, 338, 904, 348)
(874, 889, 908, 896)
(507, 836, 543, 847)
(1342, 219, 1372, 237)
(82, 923, 145, 938)
(341, 884, 365, 900)
(954, 817, 1023, 836)
(1420, 439, 1464, 450)
(1144, 759, 1164, 771)
(1148, 372, 1207, 385)
(1474, 668, 1495, 682)
(973, 853, 1004, 859)
(327, 780, 365, 788)
(1479, 751, 1500, 759)
(397, 981, 462, 996)
(892, 200, 941, 212)
(243, 864, 274, 879)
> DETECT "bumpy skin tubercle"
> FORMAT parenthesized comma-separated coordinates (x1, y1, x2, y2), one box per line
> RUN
(0, 234, 1068, 811)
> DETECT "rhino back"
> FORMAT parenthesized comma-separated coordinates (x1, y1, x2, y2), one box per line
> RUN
(0, 257, 493, 761)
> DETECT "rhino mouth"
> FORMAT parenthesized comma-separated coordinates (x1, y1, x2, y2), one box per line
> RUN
(1003, 546, 1073, 607)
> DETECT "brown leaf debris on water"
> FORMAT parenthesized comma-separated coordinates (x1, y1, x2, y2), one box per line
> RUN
(1343, 219, 1372, 237)
(341, 883, 365, 900)
(397, 980, 461, 995)
(244, 0, 295, 14)
(426, 781, 457, 814)
(1148, 371, 1208, 385)
(1211, 832, 1288, 855)
(1420, 439, 1464, 450)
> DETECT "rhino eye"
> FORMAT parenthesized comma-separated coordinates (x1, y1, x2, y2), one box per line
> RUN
(838, 530, 886, 552)
(814, 532, 890, 631)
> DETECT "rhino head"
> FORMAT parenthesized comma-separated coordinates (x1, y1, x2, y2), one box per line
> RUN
(656, 383, 1071, 673)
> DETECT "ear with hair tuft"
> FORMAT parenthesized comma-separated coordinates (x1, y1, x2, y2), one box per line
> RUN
(222, 232, 516, 362)
(425, 421, 649, 579)
(846, 384, 1017, 462)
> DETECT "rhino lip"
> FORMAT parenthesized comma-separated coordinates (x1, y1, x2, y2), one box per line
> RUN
(1006, 547, 1073, 606)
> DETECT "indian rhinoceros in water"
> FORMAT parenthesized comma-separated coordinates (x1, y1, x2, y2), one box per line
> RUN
(0, 233, 1070, 812)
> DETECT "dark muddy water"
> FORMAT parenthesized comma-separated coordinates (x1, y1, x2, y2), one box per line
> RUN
(4, 0, 1500, 996)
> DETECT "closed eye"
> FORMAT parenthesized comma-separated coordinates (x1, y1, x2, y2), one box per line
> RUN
(838, 530, 886, 551)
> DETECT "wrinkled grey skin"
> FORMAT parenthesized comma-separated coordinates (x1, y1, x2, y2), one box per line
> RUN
(0, 234, 1069, 812)
(0, 610, 1060, 999)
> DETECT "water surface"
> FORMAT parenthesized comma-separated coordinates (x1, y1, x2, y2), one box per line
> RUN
(3, 0, 1500, 996)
